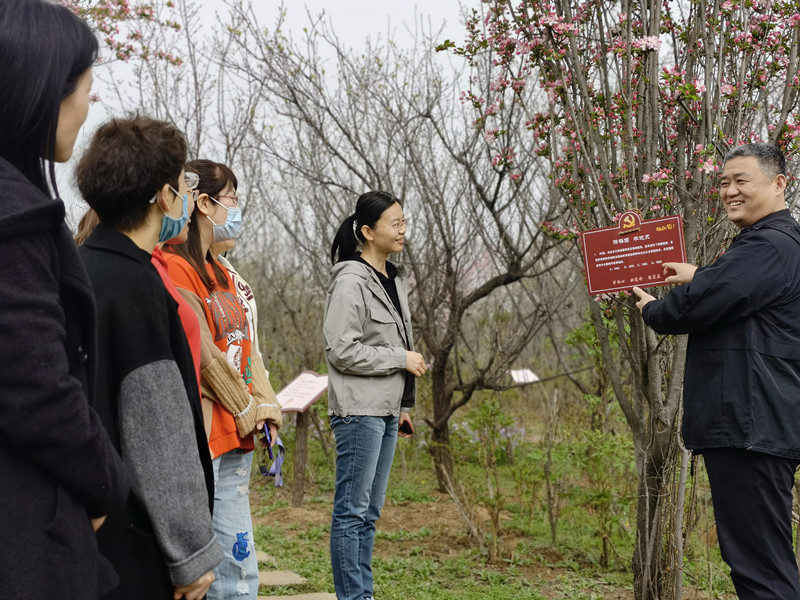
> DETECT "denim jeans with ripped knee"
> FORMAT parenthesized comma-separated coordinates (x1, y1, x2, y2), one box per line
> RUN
(207, 449, 259, 599)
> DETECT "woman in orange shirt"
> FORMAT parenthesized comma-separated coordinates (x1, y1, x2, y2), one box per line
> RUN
(164, 159, 281, 600)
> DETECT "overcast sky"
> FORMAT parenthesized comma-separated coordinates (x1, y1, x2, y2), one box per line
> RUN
(58, 0, 469, 215)
(262, 0, 466, 42)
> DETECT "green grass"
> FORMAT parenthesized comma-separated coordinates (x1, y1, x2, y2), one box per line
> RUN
(376, 526, 432, 541)
(249, 398, 738, 600)
(386, 480, 436, 504)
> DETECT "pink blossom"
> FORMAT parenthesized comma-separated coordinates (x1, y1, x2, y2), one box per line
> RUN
(642, 168, 671, 185)
(700, 159, 719, 174)
(490, 77, 509, 92)
(632, 36, 662, 51)
(484, 99, 501, 118)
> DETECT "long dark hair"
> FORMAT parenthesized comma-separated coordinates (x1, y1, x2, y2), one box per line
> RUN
(74, 207, 99, 246)
(167, 159, 238, 291)
(0, 0, 98, 195)
(331, 191, 399, 264)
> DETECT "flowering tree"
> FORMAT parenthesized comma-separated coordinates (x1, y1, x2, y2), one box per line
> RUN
(94, 0, 260, 163)
(446, 0, 800, 597)
(59, 0, 182, 64)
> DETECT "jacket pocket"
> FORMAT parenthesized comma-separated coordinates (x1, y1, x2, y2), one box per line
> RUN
(45, 485, 86, 549)
(750, 354, 800, 450)
(367, 372, 404, 409)
(368, 304, 396, 325)
(366, 302, 405, 350)
(683, 350, 724, 440)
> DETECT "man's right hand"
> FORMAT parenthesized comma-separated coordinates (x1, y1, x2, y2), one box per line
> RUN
(173, 570, 214, 600)
(632, 287, 655, 311)
(405, 351, 427, 377)
(662, 262, 698, 285)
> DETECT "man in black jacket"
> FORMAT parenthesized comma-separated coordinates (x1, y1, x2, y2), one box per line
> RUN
(634, 143, 800, 600)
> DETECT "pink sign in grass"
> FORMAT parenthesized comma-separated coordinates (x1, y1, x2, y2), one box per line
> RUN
(276, 371, 328, 413)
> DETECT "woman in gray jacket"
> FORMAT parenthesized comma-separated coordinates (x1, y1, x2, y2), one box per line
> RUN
(324, 191, 427, 600)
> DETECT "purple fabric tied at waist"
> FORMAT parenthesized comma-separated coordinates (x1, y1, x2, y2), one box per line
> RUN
(259, 429, 285, 487)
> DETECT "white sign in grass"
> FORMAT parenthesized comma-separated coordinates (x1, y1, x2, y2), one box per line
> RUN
(509, 369, 539, 385)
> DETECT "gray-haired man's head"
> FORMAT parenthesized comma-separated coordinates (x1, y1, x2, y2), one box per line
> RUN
(723, 143, 786, 179)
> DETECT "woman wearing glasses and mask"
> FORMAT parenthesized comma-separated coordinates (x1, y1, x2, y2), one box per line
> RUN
(325, 191, 427, 600)
(76, 116, 223, 600)
(164, 159, 281, 600)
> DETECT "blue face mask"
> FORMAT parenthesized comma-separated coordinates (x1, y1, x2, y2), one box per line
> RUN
(207, 196, 243, 242)
(158, 186, 190, 243)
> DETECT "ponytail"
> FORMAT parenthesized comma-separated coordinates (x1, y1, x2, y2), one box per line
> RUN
(330, 214, 360, 264)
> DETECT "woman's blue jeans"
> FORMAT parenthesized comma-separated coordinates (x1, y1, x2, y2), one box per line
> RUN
(207, 449, 259, 600)
(330, 415, 398, 600)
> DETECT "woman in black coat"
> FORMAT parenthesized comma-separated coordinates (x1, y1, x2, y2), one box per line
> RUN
(0, 1, 129, 597)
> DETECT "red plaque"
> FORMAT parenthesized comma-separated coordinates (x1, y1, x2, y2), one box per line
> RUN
(579, 211, 687, 295)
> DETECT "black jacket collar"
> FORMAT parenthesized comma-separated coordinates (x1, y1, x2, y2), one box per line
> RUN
(742, 208, 795, 233)
(83, 223, 153, 266)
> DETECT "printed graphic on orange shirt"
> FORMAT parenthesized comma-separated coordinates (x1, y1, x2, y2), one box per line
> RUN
(244, 356, 252, 386)
(206, 289, 251, 343)
(227, 344, 242, 372)
(235, 276, 254, 303)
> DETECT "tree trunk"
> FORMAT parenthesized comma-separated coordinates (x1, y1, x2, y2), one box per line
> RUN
(291, 410, 310, 508)
(430, 363, 455, 492)
(674, 447, 691, 599)
(632, 421, 680, 600)
(431, 419, 454, 493)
